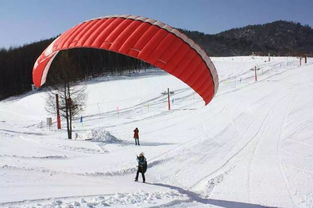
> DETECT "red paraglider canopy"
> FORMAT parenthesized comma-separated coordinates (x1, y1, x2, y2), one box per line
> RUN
(33, 15, 219, 104)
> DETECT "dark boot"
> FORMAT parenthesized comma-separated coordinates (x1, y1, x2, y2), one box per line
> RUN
(142, 172, 145, 183)
(135, 170, 139, 181)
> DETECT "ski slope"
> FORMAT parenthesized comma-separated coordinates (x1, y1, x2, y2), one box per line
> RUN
(0, 56, 313, 208)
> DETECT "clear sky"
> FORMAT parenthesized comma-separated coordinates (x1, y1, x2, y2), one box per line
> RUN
(1, 0, 312, 49)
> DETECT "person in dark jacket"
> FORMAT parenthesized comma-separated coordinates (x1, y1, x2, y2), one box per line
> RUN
(135, 152, 147, 183)
(133, 127, 140, 145)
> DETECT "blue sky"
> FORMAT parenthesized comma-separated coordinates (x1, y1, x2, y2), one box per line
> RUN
(1, 0, 312, 49)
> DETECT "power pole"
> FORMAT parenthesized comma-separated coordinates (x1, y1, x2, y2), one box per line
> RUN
(254, 66, 258, 81)
(167, 88, 171, 111)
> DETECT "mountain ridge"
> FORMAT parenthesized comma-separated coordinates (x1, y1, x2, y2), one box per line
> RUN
(181, 20, 313, 56)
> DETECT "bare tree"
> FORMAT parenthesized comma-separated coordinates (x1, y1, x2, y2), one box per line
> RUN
(45, 84, 86, 139)
(45, 51, 87, 139)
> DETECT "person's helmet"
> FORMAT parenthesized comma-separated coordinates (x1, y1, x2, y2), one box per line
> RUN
(139, 152, 144, 156)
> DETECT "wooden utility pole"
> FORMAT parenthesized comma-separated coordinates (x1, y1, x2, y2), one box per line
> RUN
(167, 88, 171, 111)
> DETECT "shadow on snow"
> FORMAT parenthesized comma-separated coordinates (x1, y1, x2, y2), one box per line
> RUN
(146, 183, 278, 208)
(119, 140, 176, 147)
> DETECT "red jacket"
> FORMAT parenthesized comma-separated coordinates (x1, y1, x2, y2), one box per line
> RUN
(134, 128, 139, 139)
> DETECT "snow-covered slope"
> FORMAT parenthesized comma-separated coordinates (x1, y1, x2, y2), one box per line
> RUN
(0, 56, 312, 208)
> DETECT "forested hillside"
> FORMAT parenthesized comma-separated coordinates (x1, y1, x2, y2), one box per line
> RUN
(182, 20, 313, 56)
(217, 20, 313, 56)
(0, 40, 150, 100)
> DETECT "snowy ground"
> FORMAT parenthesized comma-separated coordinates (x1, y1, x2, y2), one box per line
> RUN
(0, 56, 313, 208)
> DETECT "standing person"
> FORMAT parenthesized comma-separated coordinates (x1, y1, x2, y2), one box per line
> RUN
(135, 152, 147, 183)
(133, 127, 140, 145)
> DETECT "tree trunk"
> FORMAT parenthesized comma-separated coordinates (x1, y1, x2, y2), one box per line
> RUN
(67, 82, 72, 139)
(64, 82, 72, 139)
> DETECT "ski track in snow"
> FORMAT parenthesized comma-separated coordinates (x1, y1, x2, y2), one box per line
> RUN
(0, 191, 187, 208)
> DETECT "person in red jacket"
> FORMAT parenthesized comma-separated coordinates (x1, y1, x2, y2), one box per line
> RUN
(133, 127, 140, 145)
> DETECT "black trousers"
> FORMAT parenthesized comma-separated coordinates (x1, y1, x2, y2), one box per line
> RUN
(135, 170, 145, 182)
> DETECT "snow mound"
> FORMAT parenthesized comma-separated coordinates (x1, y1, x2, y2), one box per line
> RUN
(87, 128, 121, 143)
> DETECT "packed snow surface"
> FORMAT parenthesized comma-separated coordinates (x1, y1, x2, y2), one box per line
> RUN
(1, 56, 313, 208)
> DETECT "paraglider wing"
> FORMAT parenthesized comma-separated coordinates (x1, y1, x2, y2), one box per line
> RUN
(32, 15, 219, 104)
